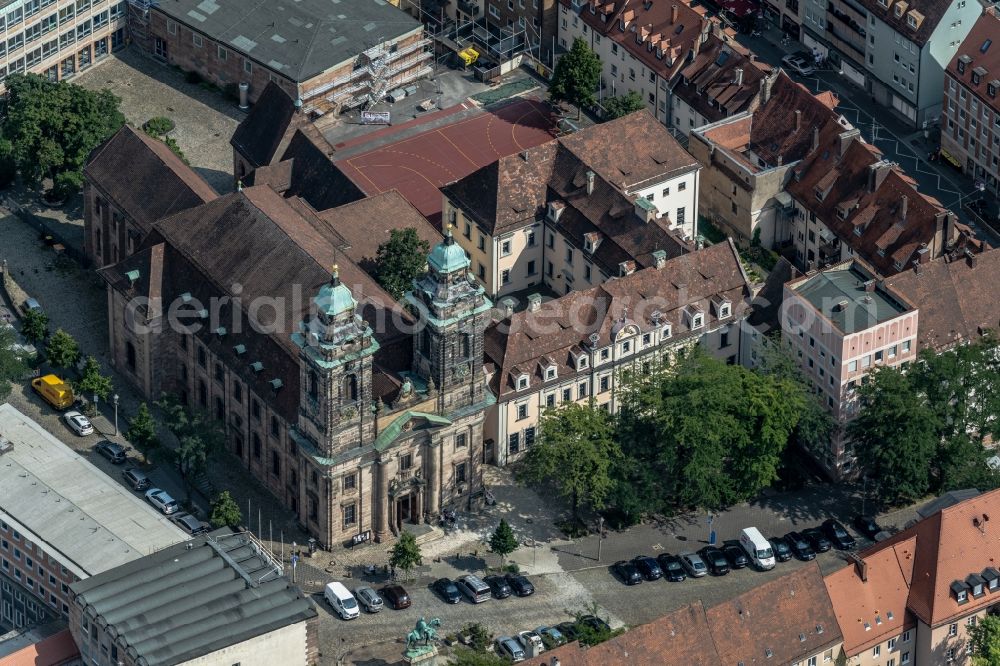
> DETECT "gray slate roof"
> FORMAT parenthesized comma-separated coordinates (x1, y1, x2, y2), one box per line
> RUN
(157, 0, 422, 82)
(0, 404, 186, 578)
(71, 531, 317, 666)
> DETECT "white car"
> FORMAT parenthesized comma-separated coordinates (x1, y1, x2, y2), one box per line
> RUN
(145, 488, 179, 515)
(63, 411, 94, 436)
(781, 54, 816, 76)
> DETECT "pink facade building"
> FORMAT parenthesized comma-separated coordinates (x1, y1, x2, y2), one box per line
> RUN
(781, 260, 918, 477)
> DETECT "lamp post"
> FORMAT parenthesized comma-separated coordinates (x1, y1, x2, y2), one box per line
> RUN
(597, 516, 605, 562)
(93, 393, 98, 418)
(112, 394, 119, 436)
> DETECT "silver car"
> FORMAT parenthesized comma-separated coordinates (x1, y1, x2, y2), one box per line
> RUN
(170, 512, 209, 535)
(495, 636, 525, 662)
(145, 488, 179, 515)
(354, 586, 383, 613)
(680, 552, 708, 578)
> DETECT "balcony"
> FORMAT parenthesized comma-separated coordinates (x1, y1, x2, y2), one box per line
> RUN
(458, 0, 480, 15)
(827, 23, 866, 57)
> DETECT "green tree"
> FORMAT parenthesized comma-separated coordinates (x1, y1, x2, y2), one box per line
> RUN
(461, 623, 493, 653)
(602, 90, 645, 121)
(488, 519, 519, 567)
(388, 531, 422, 580)
(451, 649, 507, 666)
(970, 613, 1000, 666)
(849, 366, 938, 507)
(156, 395, 225, 499)
(125, 402, 160, 462)
(519, 402, 620, 519)
(373, 227, 431, 300)
(45, 328, 79, 369)
(755, 336, 833, 452)
(20, 309, 48, 343)
(209, 490, 243, 529)
(75, 355, 112, 402)
(1, 74, 124, 198)
(0, 326, 28, 401)
(549, 38, 602, 119)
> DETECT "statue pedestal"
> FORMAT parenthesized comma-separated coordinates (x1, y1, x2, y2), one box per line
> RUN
(403, 645, 439, 665)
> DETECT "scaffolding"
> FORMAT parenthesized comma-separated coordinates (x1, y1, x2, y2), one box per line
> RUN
(125, 0, 156, 53)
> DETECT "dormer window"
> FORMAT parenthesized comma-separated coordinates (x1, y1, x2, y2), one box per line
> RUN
(815, 187, 826, 201)
(983, 567, 1000, 591)
(661, 323, 672, 340)
(906, 14, 916, 27)
(517, 375, 529, 390)
(545, 367, 557, 380)
(988, 83, 997, 98)
(684, 305, 704, 329)
(972, 71, 982, 86)
(577, 356, 589, 370)
(713, 298, 732, 319)
(854, 224, 867, 237)
(838, 206, 850, 220)
(893, 3, 903, 17)
(952, 580, 970, 604)
(967, 574, 986, 598)
(692, 314, 703, 329)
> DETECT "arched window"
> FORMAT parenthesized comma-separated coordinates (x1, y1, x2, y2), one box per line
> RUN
(308, 370, 318, 400)
(343, 374, 358, 402)
(125, 341, 136, 372)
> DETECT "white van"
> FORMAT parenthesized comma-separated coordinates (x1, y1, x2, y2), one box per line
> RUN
(740, 527, 776, 570)
(324, 582, 360, 620)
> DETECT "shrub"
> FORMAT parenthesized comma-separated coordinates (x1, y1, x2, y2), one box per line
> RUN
(144, 116, 175, 136)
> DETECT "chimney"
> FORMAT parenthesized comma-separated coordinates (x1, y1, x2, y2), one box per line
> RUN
(853, 554, 868, 582)
(917, 245, 930, 264)
(811, 127, 819, 153)
(839, 128, 861, 156)
(760, 73, 775, 104)
(864, 279, 876, 293)
(500, 298, 515, 318)
(733, 67, 743, 86)
(671, 3, 678, 23)
(652, 249, 667, 268)
(945, 211, 956, 245)
(586, 170, 595, 195)
(868, 161, 892, 192)
(550, 658, 562, 666)
(634, 196, 657, 224)
(900, 195, 908, 222)
(777, 155, 783, 166)
(966, 248, 978, 268)
(795, 109, 802, 132)
(527, 293, 542, 311)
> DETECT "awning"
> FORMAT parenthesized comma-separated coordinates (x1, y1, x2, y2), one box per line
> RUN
(939, 149, 962, 169)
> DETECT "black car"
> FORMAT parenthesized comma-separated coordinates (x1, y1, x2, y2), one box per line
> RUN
(95, 440, 127, 464)
(853, 515, 883, 541)
(784, 531, 817, 561)
(612, 560, 642, 585)
(484, 574, 512, 599)
(656, 554, 687, 582)
(769, 536, 793, 562)
(380, 585, 411, 609)
(555, 621, 581, 642)
(698, 546, 730, 576)
(432, 578, 461, 604)
(631, 555, 663, 581)
(721, 541, 749, 569)
(505, 573, 535, 597)
(802, 527, 833, 553)
(579, 614, 611, 633)
(822, 519, 857, 550)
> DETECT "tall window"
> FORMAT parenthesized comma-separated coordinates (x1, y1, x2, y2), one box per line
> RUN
(253, 433, 262, 459)
(461, 333, 471, 359)
(271, 450, 280, 476)
(343, 374, 358, 402)
(125, 341, 136, 372)
(309, 371, 318, 400)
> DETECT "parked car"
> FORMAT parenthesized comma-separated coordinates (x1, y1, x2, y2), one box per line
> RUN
(853, 515, 883, 541)
(380, 584, 411, 609)
(679, 552, 708, 578)
(505, 573, 535, 597)
(144, 488, 178, 515)
(432, 578, 461, 604)
(495, 636, 525, 662)
(554, 621, 581, 643)
(63, 410, 94, 436)
(324, 582, 359, 620)
(170, 512, 209, 535)
(784, 531, 817, 561)
(698, 546, 730, 576)
(769, 536, 793, 562)
(535, 626, 566, 649)
(721, 541, 749, 569)
(822, 519, 857, 550)
(579, 615, 611, 633)
(95, 440, 126, 464)
(354, 586, 383, 613)
(23, 298, 42, 313)
(656, 554, 687, 582)
(781, 53, 815, 76)
(802, 527, 833, 553)
(122, 467, 150, 490)
(517, 630, 545, 654)
(631, 555, 663, 581)
(455, 574, 491, 603)
(484, 574, 512, 599)
(612, 560, 642, 585)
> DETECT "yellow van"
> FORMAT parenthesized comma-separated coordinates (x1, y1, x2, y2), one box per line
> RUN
(31, 374, 74, 410)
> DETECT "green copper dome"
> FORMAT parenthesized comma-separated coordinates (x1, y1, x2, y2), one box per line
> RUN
(427, 227, 470, 274)
(314, 266, 355, 317)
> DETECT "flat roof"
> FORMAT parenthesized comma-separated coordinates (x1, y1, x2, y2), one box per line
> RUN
(0, 404, 186, 579)
(72, 531, 317, 666)
(156, 0, 422, 82)
(791, 264, 911, 335)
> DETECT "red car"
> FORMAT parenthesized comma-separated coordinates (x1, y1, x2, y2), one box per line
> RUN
(380, 585, 411, 609)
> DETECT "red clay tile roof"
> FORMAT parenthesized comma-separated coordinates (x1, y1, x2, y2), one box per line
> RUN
(672, 33, 771, 124)
(85, 125, 218, 233)
(1, 628, 80, 666)
(859, 488, 1000, 627)
(884, 247, 1000, 351)
(824, 539, 918, 656)
(946, 8, 1000, 115)
(230, 81, 305, 169)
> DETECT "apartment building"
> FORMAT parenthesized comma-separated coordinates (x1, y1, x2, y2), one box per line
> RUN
(781, 260, 918, 475)
(826, 488, 1000, 666)
(0, 0, 125, 82)
(484, 240, 750, 466)
(940, 7, 1000, 194)
(799, 0, 980, 127)
(139, 0, 432, 115)
(0, 403, 186, 631)
(441, 110, 700, 300)
(689, 70, 851, 248)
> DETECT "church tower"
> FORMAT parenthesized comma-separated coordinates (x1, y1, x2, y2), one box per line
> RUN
(293, 265, 378, 455)
(406, 227, 493, 413)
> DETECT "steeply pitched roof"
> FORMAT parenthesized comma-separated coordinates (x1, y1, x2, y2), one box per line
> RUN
(85, 125, 218, 235)
(71, 531, 317, 666)
(824, 539, 918, 656)
(885, 247, 1000, 351)
(542, 601, 722, 665)
(860, 488, 1000, 627)
(155, 0, 422, 82)
(706, 562, 842, 664)
(485, 241, 749, 400)
(672, 34, 771, 124)
(230, 81, 304, 169)
(852, 0, 951, 46)
(946, 8, 1000, 115)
